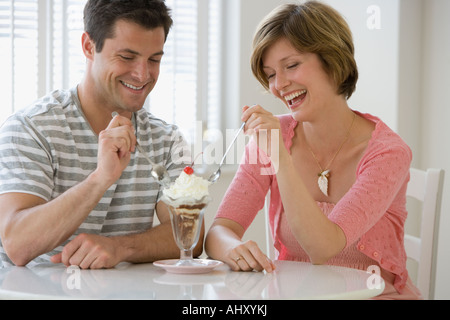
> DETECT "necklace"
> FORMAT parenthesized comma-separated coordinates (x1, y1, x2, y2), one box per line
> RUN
(306, 112, 356, 197)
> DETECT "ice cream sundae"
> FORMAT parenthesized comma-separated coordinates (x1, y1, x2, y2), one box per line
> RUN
(162, 166, 210, 207)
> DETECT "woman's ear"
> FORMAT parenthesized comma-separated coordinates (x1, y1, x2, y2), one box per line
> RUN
(81, 32, 95, 60)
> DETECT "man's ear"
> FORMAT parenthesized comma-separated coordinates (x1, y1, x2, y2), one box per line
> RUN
(81, 32, 95, 60)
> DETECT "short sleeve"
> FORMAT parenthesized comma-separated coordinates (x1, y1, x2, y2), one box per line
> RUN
(0, 115, 54, 200)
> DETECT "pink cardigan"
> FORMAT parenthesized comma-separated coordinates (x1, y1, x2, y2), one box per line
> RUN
(216, 112, 413, 293)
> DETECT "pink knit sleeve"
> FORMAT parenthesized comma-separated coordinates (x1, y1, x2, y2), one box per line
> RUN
(329, 129, 412, 249)
(214, 139, 272, 231)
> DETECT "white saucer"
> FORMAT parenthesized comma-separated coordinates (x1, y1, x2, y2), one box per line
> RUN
(153, 259, 224, 274)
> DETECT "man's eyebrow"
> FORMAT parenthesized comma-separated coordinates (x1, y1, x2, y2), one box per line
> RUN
(152, 50, 164, 57)
(118, 48, 140, 55)
(118, 49, 164, 56)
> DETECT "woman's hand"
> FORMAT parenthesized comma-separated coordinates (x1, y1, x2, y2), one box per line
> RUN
(226, 240, 276, 273)
(241, 104, 286, 173)
(206, 219, 275, 273)
(242, 104, 281, 139)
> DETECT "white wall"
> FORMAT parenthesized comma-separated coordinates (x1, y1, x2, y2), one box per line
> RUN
(326, 0, 401, 131)
(209, 0, 449, 299)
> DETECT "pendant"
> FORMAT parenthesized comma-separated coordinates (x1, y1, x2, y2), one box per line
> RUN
(318, 170, 330, 197)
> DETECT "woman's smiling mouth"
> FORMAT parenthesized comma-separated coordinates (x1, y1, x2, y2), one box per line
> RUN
(284, 89, 307, 108)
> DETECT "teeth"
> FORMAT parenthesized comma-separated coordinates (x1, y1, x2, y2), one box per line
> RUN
(284, 90, 307, 102)
(121, 81, 144, 90)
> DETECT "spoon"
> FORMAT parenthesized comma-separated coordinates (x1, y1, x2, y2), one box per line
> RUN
(208, 121, 246, 183)
(111, 112, 171, 187)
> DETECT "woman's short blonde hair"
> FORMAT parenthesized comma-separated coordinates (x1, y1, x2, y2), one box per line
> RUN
(251, 1, 358, 99)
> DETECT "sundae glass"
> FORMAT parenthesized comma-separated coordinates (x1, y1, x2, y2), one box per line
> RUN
(161, 166, 211, 267)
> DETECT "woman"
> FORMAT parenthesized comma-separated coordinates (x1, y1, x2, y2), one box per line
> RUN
(205, 1, 421, 299)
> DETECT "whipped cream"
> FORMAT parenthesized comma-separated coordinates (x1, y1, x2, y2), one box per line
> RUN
(162, 171, 210, 205)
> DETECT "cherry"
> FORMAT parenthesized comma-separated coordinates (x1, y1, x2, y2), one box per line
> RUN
(184, 166, 194, 175)
(183, 152, 203, 175)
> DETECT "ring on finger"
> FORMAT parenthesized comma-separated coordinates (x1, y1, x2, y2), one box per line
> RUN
(235, 256, 243, 263)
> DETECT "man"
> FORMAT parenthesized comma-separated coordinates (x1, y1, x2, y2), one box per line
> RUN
(0, 0, 196, 269)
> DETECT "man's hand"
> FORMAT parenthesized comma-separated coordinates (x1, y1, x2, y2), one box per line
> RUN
(94, 114, 137, 188)
(50, 234, 121, 269)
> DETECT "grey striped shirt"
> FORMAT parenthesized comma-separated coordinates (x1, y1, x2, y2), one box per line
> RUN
(0, 87, 190, 267)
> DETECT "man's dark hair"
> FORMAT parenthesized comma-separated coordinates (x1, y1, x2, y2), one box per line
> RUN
(83, 0, 173, 52)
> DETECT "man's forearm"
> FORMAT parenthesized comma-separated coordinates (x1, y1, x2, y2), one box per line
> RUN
(1, 170, 111, 265)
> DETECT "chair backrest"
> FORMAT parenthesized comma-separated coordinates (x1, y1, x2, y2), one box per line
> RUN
(404, 168, 444, 300)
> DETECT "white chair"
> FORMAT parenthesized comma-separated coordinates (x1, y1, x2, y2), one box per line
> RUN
(404, 168, 445, 300)
(263, 167, 445, 300)
(264, 191, 276, 260)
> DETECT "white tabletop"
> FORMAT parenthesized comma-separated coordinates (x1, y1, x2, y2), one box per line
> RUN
(0, 260, 384, 300)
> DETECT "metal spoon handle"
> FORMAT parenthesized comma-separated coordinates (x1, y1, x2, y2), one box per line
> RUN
(135, 143, 157, 166)
(218, 121, 245, 167)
